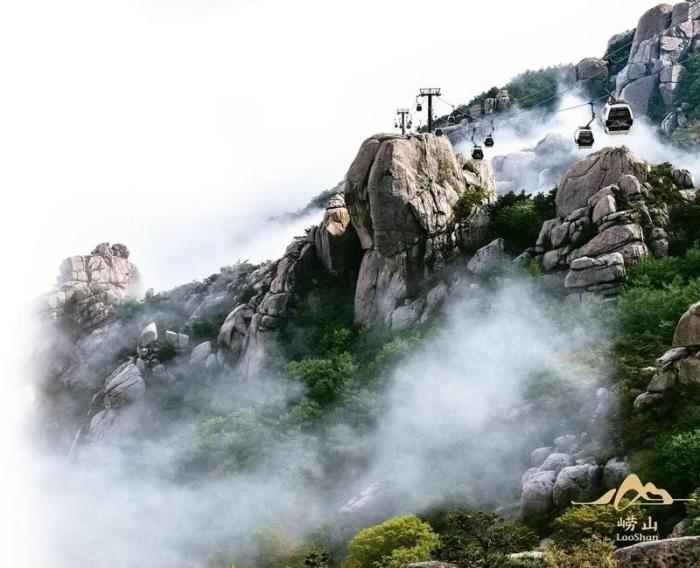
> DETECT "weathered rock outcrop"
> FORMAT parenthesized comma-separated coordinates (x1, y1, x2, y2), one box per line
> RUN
(313, 194, 361, 272)
(613, 536, 700, 567)
(555, 147, 648, 217)
(607, 2, 700, 120)
(216, 133, 497, 375)
(534, 146, 696, 297)
(235, 236, 317, 378)
(69, 360, 146, 457)
(345, 133, 496, 327)
(45, 242, 140, 330)
(520, 422, 630, 522)
(345, 133, 479, 256)
(635, 302, 700, 408)
(674, 301, 700, 347)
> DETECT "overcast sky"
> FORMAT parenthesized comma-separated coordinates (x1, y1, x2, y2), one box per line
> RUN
(0, 1, 669, 565)
(0, 0, 658, 292)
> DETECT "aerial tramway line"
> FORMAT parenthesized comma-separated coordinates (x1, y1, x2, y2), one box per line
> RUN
(393, 2, 700, 153)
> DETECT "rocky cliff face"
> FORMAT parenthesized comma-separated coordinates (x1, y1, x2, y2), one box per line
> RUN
(576, 1, 700, 131)
(617, 3, 698, 116)
(344, 133, 496, 327)
(40, 133, 503, 452)
(526, 146, 696, 297)
(216, 133, 498, 377)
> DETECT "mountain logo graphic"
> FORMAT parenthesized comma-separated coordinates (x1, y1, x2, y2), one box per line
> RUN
(572, 474, 695, 511)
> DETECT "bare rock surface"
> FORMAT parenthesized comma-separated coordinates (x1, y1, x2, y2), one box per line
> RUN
(555, 147, 648, 217)
(673, 301, 700, 347)
(46, 242, 140, 330)
(613, 536, 700, 567)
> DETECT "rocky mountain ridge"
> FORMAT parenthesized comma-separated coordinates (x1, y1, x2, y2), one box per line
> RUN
(37, 106, 700, 568)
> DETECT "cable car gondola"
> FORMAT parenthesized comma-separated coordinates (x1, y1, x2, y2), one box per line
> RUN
(602, 99, 634, 135)
(435, 128, 444, 136)
(574, 101, 596, 149)
(574, 127, 595, 148)
(484, 119, 495, 147)
(469, 127, 484, 160)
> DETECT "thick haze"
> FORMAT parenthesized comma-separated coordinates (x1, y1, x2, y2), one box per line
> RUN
(0, 1, 671, 566)
(28, 276, 608, 568)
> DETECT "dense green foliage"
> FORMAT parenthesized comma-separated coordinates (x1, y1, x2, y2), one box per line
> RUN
(484, 190, 557, 254)
(670, 54, 700, 147)
(670, 113, 700, 147)
(677, 54, 700, 109)
(342, 516, 439, 568)
(544, 537, 617, 568)
(551, 504, 642, 547)
(505, 66, 572, 110)
(432, 64, 572, 126)
(659, 430, 700, 496)
(454, 186, 491, 221)
(435, 511, 538, 568)
(603, 244, 700, 533)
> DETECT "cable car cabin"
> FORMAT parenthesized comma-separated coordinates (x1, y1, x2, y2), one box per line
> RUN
(416, 103, 423, 112)
(574, 127, 595, 149)
(471, 146, 484, 160)
(603, 102, 634, 135)
(435, 128, 444, 136)
(484, 135, 494, 147)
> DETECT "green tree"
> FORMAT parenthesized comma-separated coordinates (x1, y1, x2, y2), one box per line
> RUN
(436, 511, 538, 568)
(485, 190, 557, 255)
(659, 429, 700, 495)
(342, 515, 439, 568)
(551, 504, 641, 548)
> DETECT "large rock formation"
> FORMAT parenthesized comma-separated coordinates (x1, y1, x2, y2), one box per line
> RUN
(613, 536, 700, 567)
(610, 3, 700, 119)
(555, 147, 648, 217)
(345, 133, 496, 326)
(634, 301, 700, 408)
(45, 242, 140, 330)
(215, 133, 498, 376)
(534, 146, 695, 297)
(69, 360, 146, 457)
(215, 194, 362, 378)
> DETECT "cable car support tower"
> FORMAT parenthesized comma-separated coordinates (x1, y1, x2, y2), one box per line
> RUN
(396, 108, 410, 135)
(417, 88, 441, 133)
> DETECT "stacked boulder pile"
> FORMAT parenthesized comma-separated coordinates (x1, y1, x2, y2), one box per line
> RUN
(529, 146, 695, 298)
(69, 320, 200, 456)
(635, 300, 700, 408)
(520, 434, 630, 523)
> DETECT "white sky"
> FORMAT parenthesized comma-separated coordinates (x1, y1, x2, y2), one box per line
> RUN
(0, 1, 664, 565)
(0, 0, 657, 292)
